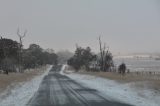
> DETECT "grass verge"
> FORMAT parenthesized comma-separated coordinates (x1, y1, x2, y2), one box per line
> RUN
(77, 71, 160, 91)
(0, 65, 48, 94)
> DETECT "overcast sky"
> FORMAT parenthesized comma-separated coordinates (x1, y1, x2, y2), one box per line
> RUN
(1, 0, 160, 54)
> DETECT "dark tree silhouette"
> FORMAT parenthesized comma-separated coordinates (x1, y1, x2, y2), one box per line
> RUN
(0, 37, 19, 73)
(68, 46, 96, 71)
(118, 63, 127, 75)
(23, 44, 58, 69)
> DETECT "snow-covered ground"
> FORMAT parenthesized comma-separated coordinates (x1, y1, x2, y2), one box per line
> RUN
(62, 66, 160, 106)
(0, 65, 52, 106)
(1, 65, 159, 106)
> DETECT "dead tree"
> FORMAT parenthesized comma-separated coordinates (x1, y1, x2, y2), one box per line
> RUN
(99, 36, 106, 71)
(98, 36, 113, 72)
(17, 28, 27, 72)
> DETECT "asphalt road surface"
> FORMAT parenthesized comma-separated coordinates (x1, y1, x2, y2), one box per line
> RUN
(27, 66, 133, 106)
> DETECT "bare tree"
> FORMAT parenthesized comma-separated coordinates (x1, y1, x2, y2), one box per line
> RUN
(98, 36, 113, 72)
(17, 28, 27, 72)
(99, 36, 106, 71)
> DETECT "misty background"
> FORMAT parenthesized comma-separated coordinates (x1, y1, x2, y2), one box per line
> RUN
(0, 0, 160, 54)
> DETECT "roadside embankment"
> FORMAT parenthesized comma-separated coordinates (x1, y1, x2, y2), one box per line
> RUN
(0, 65, 49, 93)
(77, 71, 160, 91)
(0, 65, 52, 106)
(62, 67, 160, 106)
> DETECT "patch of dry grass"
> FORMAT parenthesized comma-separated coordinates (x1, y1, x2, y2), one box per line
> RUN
(0, 65, 48, 93)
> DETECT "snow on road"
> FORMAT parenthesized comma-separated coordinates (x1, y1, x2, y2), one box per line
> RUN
(62, 68, 160, 106)
(0, 65, 52, 106)
(1, 64, 159, 106)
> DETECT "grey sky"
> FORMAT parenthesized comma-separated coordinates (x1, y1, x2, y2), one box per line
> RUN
(1, 0, 160, 53)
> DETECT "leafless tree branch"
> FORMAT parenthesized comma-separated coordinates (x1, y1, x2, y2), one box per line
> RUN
(16, 28, 27, 72)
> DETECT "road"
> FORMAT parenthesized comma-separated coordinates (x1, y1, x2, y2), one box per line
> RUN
(27, 66, 133, 106)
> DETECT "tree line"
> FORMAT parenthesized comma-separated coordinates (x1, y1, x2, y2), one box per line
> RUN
(67, 45, 114, 72)
(67, 36, 127, 74)
(0, 37, 58, 74)
(67, 46, 97, 71)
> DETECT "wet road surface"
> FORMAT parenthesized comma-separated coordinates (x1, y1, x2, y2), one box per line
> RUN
(27, 66, 133, 106)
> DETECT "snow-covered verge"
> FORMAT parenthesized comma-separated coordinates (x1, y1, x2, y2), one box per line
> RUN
(61, 66, 160, 106)
(60, 65, 67, 75)
(0, 65, 52, 106)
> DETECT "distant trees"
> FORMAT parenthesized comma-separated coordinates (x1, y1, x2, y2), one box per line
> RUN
(67, 46, 96, 71)
(0, 37, 58, 73)
(23, 44, 58, 69)
(67, 36, 114, 72)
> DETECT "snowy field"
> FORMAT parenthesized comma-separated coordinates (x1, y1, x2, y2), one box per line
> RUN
(114, 57, 160, 72)
(63, 69, 160, 106)
(0, 65, 52, 106)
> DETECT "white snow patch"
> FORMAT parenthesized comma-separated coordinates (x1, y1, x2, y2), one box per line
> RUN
(0, 65, 52, 106)
(60, 65, 67, 75)
(64, 71, 160, 106)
